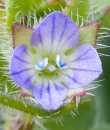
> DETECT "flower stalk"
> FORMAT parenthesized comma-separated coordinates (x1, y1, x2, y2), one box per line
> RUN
(0, 91, 76, 118)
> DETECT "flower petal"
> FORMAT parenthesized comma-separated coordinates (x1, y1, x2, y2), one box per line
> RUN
(31, 11, 79, 50)
(33, 80, 67, 110)
(10, 44, 35, 89)
(63, 44, 102, 88)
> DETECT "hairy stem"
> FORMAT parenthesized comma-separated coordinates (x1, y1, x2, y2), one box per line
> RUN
(0, 91, 76, 118)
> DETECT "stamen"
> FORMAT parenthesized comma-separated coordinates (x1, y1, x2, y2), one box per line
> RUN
(56, 55, 67, 69)
(35, 58, 48, 70)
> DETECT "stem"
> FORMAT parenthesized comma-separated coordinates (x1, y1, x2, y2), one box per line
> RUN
(0, 91, 76, 118)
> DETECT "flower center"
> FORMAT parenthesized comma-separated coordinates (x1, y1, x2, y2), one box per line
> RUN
(35, 55, 67, 79)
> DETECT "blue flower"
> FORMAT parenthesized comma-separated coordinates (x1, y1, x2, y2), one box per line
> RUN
(10, 12, 102, 110)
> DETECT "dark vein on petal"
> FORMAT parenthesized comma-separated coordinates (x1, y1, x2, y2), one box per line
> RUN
(22, 45, 29, 54)
(53, 83, 59, 95)
(69, 68, 101, 73)
(54, 83, 66, 91)
(51, 15, 55, 45)
(73, 48, 91, 62)
(24, 74, 34, 86)
(11, 68, 32, 75)
(63, 29, 78, 46)
(48, 82, 51, 106)
(38, 28, 43, 45)
(59, 19, 67, 44)
(14, 55, 30, 64)
(39, 83, 44, 99)
(63, 73, 82, 84)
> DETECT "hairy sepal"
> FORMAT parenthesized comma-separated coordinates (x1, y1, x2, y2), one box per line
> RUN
(12, 23, 34, 48)
(78, 22, 99, 46)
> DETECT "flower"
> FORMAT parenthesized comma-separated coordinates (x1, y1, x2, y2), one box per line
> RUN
(10, 11, 102, 110)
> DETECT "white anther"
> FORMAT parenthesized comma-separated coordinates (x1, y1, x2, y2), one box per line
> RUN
(35, 58, 48, 70)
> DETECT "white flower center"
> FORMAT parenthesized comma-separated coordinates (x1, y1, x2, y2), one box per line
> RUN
(48, 65, 56, 72)
(34, 55, 67, 80)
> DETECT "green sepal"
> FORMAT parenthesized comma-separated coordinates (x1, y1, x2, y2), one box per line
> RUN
(64, 22, 99, 55)
(64, 0, 90, 26)
(0, 91, 76, 118)
(78, 22, 99, 46)
(12, 23, 33, 48)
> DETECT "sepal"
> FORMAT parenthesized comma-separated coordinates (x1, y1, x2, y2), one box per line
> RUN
(78, 22, 99, 46)
(12, 23, 33, 48)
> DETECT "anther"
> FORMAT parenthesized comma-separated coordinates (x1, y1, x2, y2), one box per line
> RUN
(35, 58, 48, 70)
(56, 55, 67, 69)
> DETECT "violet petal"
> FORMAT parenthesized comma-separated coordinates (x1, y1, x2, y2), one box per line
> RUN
(33, 80, 67, 110)
(63, 44, 102, 88)
(10, 44, 34, 89)
(31, 11, 79, 50)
